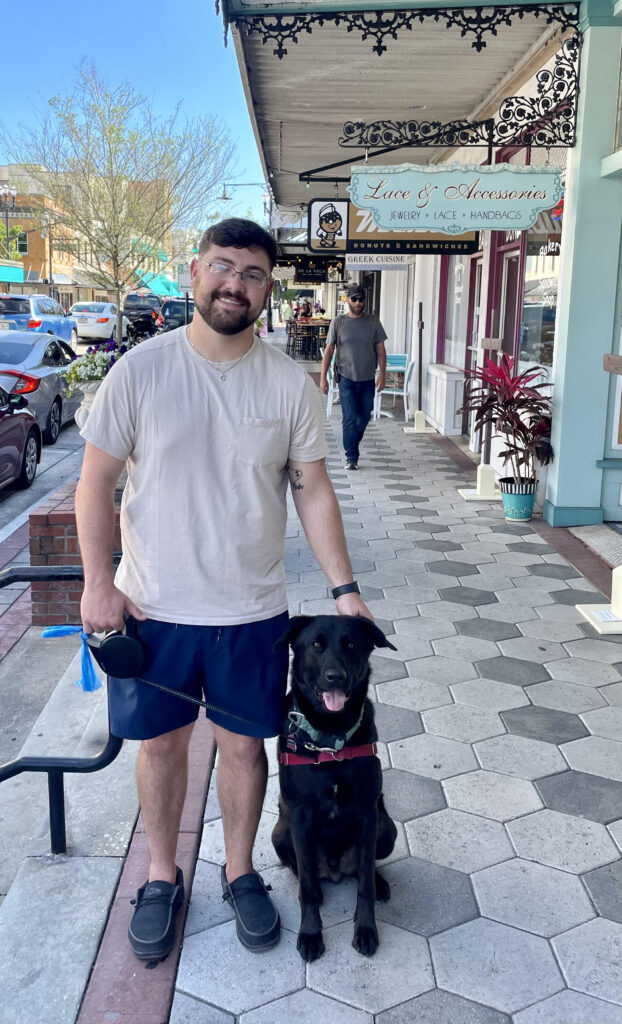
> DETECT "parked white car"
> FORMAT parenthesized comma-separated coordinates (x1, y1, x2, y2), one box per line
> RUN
(68, 302, 130, 343)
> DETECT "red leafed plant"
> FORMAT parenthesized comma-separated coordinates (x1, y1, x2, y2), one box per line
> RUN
(457, 354, 554, 484)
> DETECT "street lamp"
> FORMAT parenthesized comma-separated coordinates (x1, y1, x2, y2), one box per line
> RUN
(220, 182, 268, 204)
(40, 212, 56, 300)
(219, 182, 275, 332)
(0, 185, 17, 259)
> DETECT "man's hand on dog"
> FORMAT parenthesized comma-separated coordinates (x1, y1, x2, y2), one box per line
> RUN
(334, 592, 374, 620)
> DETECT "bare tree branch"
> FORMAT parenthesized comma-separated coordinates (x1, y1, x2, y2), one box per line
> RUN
(2, 64, 237, 332)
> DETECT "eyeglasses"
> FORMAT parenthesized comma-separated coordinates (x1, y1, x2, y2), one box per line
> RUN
(196, 257, 271, 288)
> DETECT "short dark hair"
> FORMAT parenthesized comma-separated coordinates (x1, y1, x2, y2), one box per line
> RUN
(198, 218, 277, 268)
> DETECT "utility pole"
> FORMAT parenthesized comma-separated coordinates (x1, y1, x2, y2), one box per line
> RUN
(48, 230, 54, 300)
(219, 181, 274, 331)
(0, 185, 17, 259)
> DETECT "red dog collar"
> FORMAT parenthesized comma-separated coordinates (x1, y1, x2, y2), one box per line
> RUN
(279, 742, 377, 766)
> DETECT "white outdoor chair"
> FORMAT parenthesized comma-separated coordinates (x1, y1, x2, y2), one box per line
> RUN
(320, 346, 338, 420)
(373, 360, 415, 421)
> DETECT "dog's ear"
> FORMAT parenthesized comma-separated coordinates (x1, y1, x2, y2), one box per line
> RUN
(273, 615, 314, 650)
(357, 617, 397, 651)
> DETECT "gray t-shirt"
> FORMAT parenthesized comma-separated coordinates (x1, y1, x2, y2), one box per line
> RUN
(326, 314, 387, 382)
(81, 328, 327, 625)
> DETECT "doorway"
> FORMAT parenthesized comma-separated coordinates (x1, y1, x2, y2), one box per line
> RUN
(461, 256, 483, 436)
(500, 252, 521, 358)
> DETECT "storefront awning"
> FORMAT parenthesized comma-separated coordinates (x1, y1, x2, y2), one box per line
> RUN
(0, 263, 24, 284)
(135, 271, 181, 296)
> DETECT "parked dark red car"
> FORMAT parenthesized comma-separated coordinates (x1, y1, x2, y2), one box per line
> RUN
(0, 388, 41, 489)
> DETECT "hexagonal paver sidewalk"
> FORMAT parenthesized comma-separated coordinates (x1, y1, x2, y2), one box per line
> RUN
(170, 413, 622, 1024)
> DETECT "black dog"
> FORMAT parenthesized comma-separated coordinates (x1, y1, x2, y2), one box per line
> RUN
(272, 615, 398, 962)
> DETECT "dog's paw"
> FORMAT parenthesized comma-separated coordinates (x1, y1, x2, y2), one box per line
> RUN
(375, 873, 391, 903)
(353, 924, 379, 957)
(297, 931, 325, 962)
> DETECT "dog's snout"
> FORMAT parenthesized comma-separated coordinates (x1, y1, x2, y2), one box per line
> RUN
(324, 667, 347, 686)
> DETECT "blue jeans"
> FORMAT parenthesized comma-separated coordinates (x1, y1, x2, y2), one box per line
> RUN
(339, 376, 376, 463)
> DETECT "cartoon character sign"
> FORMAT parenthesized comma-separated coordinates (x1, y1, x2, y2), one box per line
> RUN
(308, 199, 348, 252)
(316, 203, 343, 248)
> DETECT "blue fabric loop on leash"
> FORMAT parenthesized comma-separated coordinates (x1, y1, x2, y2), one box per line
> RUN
(41, 625, 102, 692)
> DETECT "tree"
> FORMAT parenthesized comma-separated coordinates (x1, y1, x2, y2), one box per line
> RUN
(2, 65, 237, 338)
(0, 223, 25, 261)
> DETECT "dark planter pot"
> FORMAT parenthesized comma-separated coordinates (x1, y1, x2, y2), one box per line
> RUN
(498, 477, 537, 523)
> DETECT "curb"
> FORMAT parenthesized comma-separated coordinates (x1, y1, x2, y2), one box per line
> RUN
(76, 717, 216, 1024)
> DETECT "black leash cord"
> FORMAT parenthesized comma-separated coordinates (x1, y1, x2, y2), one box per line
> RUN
(134, 675, 258, 729)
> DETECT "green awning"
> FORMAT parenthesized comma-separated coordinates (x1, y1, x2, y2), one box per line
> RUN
(135, 271, 181, 296)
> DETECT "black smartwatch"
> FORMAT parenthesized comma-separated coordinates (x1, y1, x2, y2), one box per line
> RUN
(331, 581, 360, 600)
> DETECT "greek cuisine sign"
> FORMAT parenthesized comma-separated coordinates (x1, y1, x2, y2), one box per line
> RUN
(348, 164, 564, 234)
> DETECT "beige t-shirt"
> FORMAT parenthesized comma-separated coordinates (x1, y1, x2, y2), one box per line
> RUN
(80, 328, 328, 625)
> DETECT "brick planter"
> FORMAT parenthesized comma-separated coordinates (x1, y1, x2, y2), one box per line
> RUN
(29, 481, 122, 626)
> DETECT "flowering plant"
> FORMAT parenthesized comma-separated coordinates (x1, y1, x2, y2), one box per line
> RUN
(65, 340, 129, 392)
(457, 355, 554, 483)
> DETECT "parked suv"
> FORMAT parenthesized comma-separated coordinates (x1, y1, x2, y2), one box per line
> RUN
(122, 290, 162, 337)
(157, 297, 195, 333)
(0, 294, 77, 347)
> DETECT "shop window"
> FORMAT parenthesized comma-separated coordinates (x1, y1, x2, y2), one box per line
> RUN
(616, 55, 622, 151)
(443, 254, 470, 368)
(518, 213, 561, 371)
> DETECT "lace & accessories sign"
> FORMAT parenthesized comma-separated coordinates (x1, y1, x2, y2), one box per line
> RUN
(348, 163, 563, 234)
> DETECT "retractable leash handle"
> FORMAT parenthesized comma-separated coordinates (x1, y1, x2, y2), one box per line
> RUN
(42, 625, 144, 689)
(43, 623, 258, 727)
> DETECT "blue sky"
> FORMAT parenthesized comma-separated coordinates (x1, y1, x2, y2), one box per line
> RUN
(1, 0, 266, 221)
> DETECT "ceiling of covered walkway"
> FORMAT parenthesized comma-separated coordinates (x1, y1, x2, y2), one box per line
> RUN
(222, 2, 579, 212)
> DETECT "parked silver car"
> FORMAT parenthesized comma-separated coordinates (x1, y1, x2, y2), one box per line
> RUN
(0, 333, 82, 445)
(68, 301, 130, 342)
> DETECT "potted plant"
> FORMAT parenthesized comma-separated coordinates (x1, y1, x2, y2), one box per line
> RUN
(458, 354, 554, 522)
(66, 339, 129, 428)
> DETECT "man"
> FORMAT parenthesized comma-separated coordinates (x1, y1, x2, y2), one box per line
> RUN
(320, 284, 387, 470)
(76, 218, 371, 961)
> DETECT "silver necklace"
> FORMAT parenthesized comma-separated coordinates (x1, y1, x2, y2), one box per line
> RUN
(186, 328, 254, 381)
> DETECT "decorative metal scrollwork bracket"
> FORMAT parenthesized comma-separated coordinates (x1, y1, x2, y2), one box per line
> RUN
(225, 3, 580, 61)
(340, 35, 581, 150)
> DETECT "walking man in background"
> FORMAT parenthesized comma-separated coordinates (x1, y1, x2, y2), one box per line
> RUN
(320, 284, 387, 470)
(75, 218, 371, 961)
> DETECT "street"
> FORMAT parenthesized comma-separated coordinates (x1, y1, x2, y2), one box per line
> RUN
(0, 421, 85, 767)
(0, 421, 85, 543)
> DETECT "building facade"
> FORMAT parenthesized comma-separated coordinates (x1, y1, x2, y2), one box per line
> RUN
(222, 0, 622, 525)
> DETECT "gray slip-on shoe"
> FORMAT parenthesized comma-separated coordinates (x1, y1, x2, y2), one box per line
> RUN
(221, 865, 280, 951)
(129, 867, 184, 960)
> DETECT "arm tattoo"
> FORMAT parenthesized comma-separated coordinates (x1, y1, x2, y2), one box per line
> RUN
(287, 464, 304, 491)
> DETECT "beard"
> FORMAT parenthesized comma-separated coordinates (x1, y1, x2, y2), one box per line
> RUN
(193, 286, 262, 336)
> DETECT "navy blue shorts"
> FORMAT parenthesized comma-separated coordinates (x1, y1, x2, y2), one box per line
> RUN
(107, 612, 290, 741)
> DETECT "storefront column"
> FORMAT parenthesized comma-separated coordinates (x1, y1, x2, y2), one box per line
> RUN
(543, 3, 622, 525)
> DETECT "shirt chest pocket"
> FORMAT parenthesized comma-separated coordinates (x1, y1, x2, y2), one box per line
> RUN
(237, 417, 288, 467)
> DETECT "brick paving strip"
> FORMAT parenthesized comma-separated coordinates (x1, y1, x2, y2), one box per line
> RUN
(75, 716, 216, 1024)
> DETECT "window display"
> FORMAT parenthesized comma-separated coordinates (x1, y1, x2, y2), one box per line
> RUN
(518, 212, 562, 371)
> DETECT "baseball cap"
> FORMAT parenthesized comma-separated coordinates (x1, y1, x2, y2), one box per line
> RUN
(347, 285, 365, 300)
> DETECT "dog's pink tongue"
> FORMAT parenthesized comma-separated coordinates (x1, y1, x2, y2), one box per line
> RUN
(323, 689, 346, 712)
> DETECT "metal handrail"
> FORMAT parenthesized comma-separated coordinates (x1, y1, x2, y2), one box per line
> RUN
(0, 565, 123, 854)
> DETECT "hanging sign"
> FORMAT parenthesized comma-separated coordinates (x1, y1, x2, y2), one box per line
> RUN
(308, 201, 348, 252)
(308, 199, 479, 255)
(345, 254, 410, 271)
(348, 163, 564, 234)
